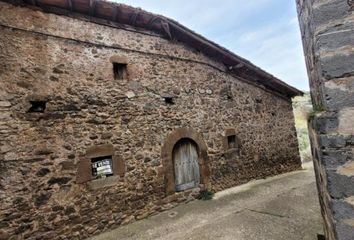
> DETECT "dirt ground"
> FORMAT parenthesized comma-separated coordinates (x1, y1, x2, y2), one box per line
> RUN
(88, 163, 323, 240)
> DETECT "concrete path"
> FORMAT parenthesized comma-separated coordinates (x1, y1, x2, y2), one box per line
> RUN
(89, 164, 323, 240)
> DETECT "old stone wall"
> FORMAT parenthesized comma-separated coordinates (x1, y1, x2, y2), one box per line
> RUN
(296, 0, 354, 239)
(0, 1, 301, 239)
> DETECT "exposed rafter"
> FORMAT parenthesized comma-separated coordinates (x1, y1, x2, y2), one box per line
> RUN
(129, 11, 139, 26)
(67, 0, 73, 11)
(89, 0, 96, 16)
(112, 6, 119, 21)
(27, 0, 37, 6)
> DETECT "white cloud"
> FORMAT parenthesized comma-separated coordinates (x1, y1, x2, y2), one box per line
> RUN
(113, 0, 309, 91)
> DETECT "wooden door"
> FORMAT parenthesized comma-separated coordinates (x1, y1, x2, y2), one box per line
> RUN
(173, 139, 200, 191)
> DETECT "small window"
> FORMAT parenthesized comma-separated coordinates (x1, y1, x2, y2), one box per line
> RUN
(28, 101, 46, 113)
(91, 156, 113, 178)
(113, 63, 127, 80)
(227, 135, 237, 149)
(222, 129, 239, 153)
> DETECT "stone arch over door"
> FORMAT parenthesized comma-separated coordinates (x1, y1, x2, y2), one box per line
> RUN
(161, 128, 210, 195)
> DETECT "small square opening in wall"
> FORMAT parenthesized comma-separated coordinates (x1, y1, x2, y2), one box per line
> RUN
(164, 97, 175, 105)
(113, 62, 127, 80)
(227, 135, 237, 149)
(28, 101, 47, 113)
(317, 234, 325, 240)
(91, 156, 113, 178)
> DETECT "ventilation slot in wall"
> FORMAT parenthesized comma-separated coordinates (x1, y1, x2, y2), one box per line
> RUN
(162, 94, 175, 105)
(28, 101, 47, 113)
(227, 135, 237, 149)
(164, 97, 175, 105)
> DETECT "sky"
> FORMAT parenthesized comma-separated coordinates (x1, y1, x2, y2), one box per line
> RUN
(114, 0, 309, 91)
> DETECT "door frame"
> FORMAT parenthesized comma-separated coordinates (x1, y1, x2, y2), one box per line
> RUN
(173, 138, 200, 192)
(161, 128, 210, 195)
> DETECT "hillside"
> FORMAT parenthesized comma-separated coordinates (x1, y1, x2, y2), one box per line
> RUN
(293, 92, 313, 163)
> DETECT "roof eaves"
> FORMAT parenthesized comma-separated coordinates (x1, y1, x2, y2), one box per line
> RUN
(17, 0, 303, 97)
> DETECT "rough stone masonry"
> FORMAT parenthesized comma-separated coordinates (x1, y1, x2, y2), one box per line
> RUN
(0, 0, 302, 239)
(296, 0, 354, 239)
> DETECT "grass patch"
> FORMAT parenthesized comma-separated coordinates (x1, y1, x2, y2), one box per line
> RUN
(197, 190, 214, 200)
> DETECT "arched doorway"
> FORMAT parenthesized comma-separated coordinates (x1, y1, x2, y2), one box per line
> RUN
(161, 127, 210, 195)
(173, 139, 200, 191)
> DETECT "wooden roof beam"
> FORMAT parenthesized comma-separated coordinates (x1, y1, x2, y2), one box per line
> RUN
(112, 6, 118, 21)
(28, 0, 37, 6)
(67, 0, 74, 11)
(89, 0, 96, 15)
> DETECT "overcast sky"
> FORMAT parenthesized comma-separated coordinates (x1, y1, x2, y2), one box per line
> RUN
(114, 0, 309, 91)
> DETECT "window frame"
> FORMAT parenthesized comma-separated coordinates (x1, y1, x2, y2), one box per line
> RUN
(77, 144, 125, 187)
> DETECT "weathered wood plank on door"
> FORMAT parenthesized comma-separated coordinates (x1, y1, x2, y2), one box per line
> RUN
(173, 139, 200, 191)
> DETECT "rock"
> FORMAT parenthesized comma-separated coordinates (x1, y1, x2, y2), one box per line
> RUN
(121, 216, 135, 225)
(89, 134, 98, 140)
(113, 212, 123, 221)
(97, 112, 110, 119)
(87, 226, 97, 234)
(0, 145, 11, 153)
(0, 230, 10, 240)
(0, 112, 10, 120)
(48, 177, 72, 186)
(144, 157, 152, 163)
(49, 76, 59, 81)
(172, 88, 180, 95)
(69, 214, 82, 224)
(52, 205, 64, 212)
(151, 159, 160, 167)
(62, 143, 72, 150)
(135, 153, 144, 160)
(15, 223, 32, 234)
(4, 152, 17, 161)
(129, 81, 142, 91)
(34, 148, 53, 155)
(136, 212, 149, 220)
(52, 64, 65, 74)
(65, 206, 76, 215)
(125, 91, 136, 99)
(35, 192, 51, 207)
(101, 132, 113, 139)
(0, 101, 11, 107)
(35, 168, 50, 177)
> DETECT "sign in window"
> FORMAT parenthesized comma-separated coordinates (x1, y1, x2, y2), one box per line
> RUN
(91, 156, 113, 177)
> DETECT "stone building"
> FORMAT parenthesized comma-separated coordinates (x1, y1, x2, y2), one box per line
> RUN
(296, 0, 354, 239)
(0, 0, 302, 239)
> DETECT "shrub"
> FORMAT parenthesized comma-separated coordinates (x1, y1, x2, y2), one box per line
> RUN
(197, 190, 214, 200)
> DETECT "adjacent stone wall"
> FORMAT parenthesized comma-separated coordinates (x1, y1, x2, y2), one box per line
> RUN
(296, 0, 354, 239)
(0, 2, 301, 239)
